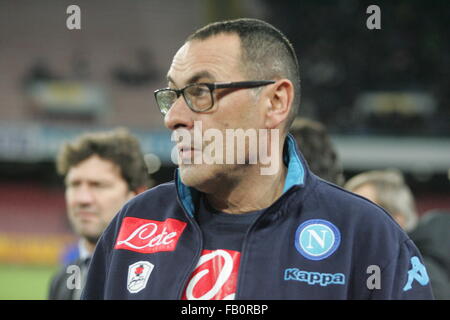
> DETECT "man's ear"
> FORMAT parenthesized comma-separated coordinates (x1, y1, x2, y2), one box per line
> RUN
(134, 185, 147, 195)
(128, 185, 147, 199)
(264, 79, 294, 129)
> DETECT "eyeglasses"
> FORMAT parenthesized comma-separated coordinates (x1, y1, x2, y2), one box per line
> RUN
(154, 80, 275, 115)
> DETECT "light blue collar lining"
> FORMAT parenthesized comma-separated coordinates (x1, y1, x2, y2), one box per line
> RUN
(176, 133, 306, 217)
(176, 173, 197, 218)
(282, 133, 306, 193)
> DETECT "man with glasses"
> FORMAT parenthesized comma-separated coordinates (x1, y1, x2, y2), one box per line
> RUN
(82, 18, 433, 299)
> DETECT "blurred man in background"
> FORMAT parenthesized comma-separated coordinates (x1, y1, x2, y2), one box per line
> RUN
(48, 128, 149, 300)
(345, 169, 450, 299)
(344, 169, 418, 232)
(290, 117, 345, 186)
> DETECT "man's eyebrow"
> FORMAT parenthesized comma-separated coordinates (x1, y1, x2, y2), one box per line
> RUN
(167, 71, 216, 87)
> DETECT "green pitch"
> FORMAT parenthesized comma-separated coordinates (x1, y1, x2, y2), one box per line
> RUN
(0, 264, 59, 300)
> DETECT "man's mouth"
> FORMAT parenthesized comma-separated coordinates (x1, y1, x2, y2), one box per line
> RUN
(74, 210, 98, 221)
(178, 146, 201, 161)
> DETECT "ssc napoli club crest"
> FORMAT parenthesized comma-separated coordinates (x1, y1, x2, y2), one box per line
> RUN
(182, 249, 241, 300)
(127, 261, 154, 294)
(295, 219, 341, 261)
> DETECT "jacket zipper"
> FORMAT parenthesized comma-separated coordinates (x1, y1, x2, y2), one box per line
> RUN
(173, 179, 302, 300)
(234, 186, 299, 300)
(175, 198, 203, 300)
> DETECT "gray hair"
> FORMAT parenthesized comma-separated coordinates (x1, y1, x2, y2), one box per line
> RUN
(187, 18, 301, 131)
(345, 169, 418, 232)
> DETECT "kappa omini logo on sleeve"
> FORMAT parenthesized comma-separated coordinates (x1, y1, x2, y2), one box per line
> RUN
(115, 217, 187, 254)
(403, 256, 430, 292)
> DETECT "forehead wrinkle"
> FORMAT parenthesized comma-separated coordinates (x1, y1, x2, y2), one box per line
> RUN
(167, 71, 216, 88)
(168, 35, 243, 86)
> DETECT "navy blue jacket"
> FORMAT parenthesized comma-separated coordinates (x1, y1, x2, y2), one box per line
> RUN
(82, 135, 434, 299)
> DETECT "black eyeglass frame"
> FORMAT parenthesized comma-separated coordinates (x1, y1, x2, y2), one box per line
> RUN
(154, 80, 276, 115)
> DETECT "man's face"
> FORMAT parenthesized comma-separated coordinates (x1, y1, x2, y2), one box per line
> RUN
(65, 155, 135, 243)
(352, 183, 406, 230)
(164, 33, 269, 189)
(352, 183, 378, 204)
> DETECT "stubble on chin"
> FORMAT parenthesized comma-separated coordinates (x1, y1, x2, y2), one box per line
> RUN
(179, 163, 221, 189)
(178, 163, 244, 195)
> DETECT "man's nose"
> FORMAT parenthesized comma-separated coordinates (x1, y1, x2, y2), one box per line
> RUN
(73, 185, 95, 206)
(164, 96, 195, 131)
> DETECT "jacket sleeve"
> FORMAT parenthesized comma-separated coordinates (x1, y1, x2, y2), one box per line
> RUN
(370, 239, 435, 299)
(48, 267, 68, 300)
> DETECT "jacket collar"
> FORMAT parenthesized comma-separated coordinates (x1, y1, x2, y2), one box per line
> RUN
(176, 133, 306, 218)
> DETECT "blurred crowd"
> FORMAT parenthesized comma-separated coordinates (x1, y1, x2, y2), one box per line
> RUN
(263, 0, 450, 135)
